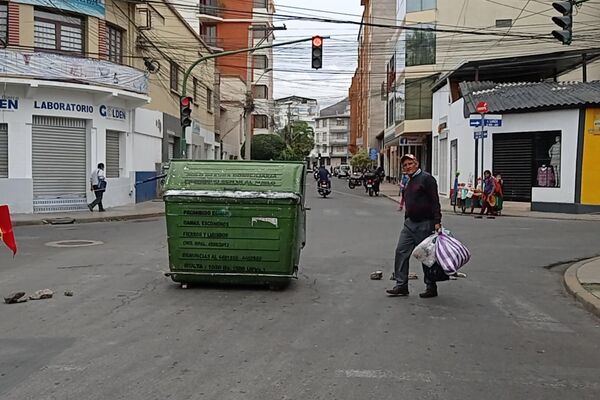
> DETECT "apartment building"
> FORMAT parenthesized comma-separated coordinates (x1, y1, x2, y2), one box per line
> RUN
(0, 0, 216, 213)
(195, 0, 276, 160)
(274, 96, 319, 132)
(380, 0, 600, 181)
(313, 98, 351, 167)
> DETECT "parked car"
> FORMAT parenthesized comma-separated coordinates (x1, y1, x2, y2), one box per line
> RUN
(337, 164, 351, 178)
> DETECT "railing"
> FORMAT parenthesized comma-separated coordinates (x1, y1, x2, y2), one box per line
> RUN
(0, 48, 148, 94)
(329, 125, 349, 132)
(199, 1, 220, 17)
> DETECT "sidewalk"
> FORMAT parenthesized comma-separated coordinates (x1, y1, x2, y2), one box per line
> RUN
(564, 257, 600, 318)
(11, 200, 165, 227)
(379, 183, 600, 222)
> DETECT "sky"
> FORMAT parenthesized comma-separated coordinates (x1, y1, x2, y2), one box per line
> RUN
(273, 0, 364, 107)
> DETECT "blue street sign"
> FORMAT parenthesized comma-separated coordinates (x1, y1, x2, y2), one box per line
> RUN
(473, 131, 489, 140)
(470, 114, 503, 128)
(484, 119, 503, 127)
(470, 119, 483, 127)
(369, 148, 379, 160)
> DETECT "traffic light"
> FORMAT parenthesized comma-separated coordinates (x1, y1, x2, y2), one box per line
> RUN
(311, 36, 323, 69)
(551, 1, 573, 45)
(180, 96, 193, 128)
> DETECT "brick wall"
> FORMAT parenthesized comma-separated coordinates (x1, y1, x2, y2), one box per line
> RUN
(7, 3, 19, 46)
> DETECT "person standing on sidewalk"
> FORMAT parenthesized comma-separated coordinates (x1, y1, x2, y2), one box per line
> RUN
(386, 154, 442, 298)
(88, 163, 106, 212)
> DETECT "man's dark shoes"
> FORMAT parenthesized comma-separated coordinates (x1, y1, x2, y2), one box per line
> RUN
(87, 204, 93, 212)
(99, 209, 106, 212)
(386, 286, 409, 296)
(419, 289, 438, 298)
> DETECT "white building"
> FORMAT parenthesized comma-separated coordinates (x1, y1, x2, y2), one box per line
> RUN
(274, 96, 319, 133)
(431, 51, 600, 214)
(313, 98, 350, 167)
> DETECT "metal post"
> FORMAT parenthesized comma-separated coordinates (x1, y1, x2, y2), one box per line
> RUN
(474, 138, 479, 185)
(178, 37, 318, 159)
(481, 113, 485, 182)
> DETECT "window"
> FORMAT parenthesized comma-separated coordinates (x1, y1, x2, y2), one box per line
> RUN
(406, 24, 436, 66)
(0, 4, 7, 46)
(253, 114, 268, 129)
(496, 19, 512, 28)
(534, 133, 562, 188)
(253, 25, 269, 40)
(108, 25, 123, 64)
(201, 24, 217, 47)
(336, 119, 345, 126)
(405, 77, 435, 120)
(206, 87, 213, 112)
(433, 136, 439, 175)
(252, 85, 268, 99)
(170, 61, 179, 92)
(253, 0, 267, 8)
(407, 0, 436, 12)
(193, 77, 198, 103)
(322, 119, 328, 128)
(34, 10, 83, 54)
(253, 55, 268, 69)
(106, 131, 120, 178)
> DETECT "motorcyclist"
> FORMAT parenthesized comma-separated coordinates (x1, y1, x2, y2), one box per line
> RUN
(317, 165, 332, 189)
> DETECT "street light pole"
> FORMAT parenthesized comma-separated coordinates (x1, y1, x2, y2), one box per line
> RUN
(179, 37, 318, 159)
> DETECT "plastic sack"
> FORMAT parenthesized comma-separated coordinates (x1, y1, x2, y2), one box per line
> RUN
(435, 232, 471, 275)
(412, 233, 438, 267)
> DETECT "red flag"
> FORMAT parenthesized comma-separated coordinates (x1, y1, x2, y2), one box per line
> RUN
(0, 205, 17, 255)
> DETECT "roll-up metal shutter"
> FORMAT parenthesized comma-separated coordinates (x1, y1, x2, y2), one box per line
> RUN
(106, 130, 120, 178)
(493, 133, 533, 202)
(0, 124, 7, 178)
(32, 116, 87, 212)
(439, 138, 448, 194)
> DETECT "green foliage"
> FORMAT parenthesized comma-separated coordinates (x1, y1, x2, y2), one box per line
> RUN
(241, 134, 286, 160)
(350, 149, 374, 169)
(278, 121, 315, 161)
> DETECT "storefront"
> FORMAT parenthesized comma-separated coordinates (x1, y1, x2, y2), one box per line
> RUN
(0, 80, 148, 213)
(431, 80, 600, 213)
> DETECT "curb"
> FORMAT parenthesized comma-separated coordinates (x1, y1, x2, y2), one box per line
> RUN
(563, 257, 600, 319)
(13, 212, 165, 227)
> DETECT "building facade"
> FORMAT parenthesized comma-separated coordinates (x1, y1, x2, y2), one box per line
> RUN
(372, 0, 600, 182)
(196, 0, 276, 144)
(274, 96, 319, 133)
(0, 0, 217, 213)
(313, 98, 350, 167)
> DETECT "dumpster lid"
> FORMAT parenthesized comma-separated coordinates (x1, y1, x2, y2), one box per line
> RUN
(163, 160, 305, 196)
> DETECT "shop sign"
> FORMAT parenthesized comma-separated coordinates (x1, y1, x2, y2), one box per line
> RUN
(99, 105, 127, 120)
(34, 100, 94, 113)
(15, 0, 105, 18)
(0, 97, 18, 111)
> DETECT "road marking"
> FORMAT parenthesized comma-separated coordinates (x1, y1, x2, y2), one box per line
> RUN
(322, 209, 340, 216)
(45, 365, 86, 372)
(355, 210, 373, 217)
(492, 296, 573, 333)
(335, 369, 434, 382)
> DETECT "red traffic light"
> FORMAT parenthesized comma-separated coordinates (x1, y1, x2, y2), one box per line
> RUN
(180, 96, 192, 107)
(312, 36, 323, 47)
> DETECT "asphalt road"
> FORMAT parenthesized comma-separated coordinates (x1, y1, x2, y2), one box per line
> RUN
(1, 178, 600, 399)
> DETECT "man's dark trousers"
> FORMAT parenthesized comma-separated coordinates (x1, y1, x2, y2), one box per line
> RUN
(90, 185, 105, 211)
(394, 218, 437, 291)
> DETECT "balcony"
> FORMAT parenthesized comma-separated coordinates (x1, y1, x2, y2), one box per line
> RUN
(329, 125, 349, 133)
(330, 137, 348, 145)
(198, 1, 223, 22)
(331, 149, 349, 157)
(0, 48, 148, 95)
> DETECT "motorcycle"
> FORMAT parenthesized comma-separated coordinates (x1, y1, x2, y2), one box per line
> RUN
(317, 180, 331, 198)
(348, 173, 363, 189)
(365, 176, 380, 197)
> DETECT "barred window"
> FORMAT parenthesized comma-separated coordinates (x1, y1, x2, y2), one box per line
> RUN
(34, 10, 83, 55)
(108, 25, 123, 64)
(0, 4, 7, 46)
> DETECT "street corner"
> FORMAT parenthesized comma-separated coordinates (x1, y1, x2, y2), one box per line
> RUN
(563, 256, 600, 319)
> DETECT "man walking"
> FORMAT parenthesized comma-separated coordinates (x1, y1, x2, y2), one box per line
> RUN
(386, 154, 442, 298)
(88, 163, 106, 212)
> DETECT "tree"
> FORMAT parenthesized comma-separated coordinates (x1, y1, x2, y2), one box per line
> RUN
(278, 121, 315, 161)
(350, 148, 374, 170)
(241, 134, 286, 160)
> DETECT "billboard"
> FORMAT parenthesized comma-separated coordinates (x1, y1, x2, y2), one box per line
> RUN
(16, 0, 105, 18)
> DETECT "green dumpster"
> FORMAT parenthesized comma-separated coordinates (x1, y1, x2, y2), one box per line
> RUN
(163, 160, 307, 288)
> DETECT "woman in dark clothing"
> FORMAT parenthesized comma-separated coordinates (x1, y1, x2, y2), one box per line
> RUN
(477, 170, 496, 218)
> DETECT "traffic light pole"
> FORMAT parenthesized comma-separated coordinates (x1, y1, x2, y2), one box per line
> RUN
(178, 36, 322, 159)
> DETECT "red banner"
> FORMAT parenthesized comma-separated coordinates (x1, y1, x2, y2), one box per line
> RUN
(0, 205, 17, 255)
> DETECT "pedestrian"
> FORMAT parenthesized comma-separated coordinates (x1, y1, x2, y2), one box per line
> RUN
(88, 163, 106, 212)
(476, 170, 496, 218)
(386, 154, 442, 299)
(494, 174, 504, 215)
